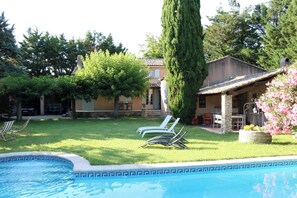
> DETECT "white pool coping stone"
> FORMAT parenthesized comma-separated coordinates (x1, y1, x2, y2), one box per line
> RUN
(1, 152, 297, 178)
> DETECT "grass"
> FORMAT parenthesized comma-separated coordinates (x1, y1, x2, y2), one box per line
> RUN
(1, 117, 297, 165)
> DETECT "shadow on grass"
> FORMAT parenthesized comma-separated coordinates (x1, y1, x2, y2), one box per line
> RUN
(140, 145, 217, 151)
(271, 142, 295, 145)
(172, 125, 238, 142)
(52, 145, 153, 165)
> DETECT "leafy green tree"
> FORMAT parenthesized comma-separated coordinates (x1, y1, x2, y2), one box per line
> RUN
(19, 28, 48, 76)
(250, 3, 268, 36)
(43, 33, 79, 76)
(20, 29, 127, 76)
(20, 29, 83, 77)
(265, 0, 292, 26)
(100, 34, 126, 54)
(162, 0, 207, 124)
(76, 50, 148, 117)
(0, 12, 25, 116)
(66, 38, 86, 74)
(280, 0, 297, 60)
(203, 1, 264, 64)
(53, 75, 95, 119)
(140, 33, 163, 58)
(43, 33, 67, 76)
(0, 76, 53, 120)
(0, 12, 24, 77)
(83, 31, 127, 55)
(258, 0, 293, 69)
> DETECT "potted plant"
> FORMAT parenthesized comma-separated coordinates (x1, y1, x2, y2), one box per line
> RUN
(239, 124, 272, 144)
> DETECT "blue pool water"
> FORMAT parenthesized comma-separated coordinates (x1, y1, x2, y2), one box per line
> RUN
(1, 158, 297, 198)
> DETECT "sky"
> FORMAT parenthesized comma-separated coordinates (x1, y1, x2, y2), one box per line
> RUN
(2, 0, 268, 56)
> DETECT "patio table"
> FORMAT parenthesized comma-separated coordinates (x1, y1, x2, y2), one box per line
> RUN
(212, 114, 245, 130)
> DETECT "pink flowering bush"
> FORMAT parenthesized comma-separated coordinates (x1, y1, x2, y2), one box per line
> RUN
(257, 64, 297, 135)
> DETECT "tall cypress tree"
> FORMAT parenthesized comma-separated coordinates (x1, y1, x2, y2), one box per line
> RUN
(162, 0, 207, 124)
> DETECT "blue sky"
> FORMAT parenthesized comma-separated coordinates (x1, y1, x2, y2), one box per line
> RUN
(2, 0, 267, 56)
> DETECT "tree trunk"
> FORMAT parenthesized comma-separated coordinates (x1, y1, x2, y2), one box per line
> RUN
(113, 96, 119, 118)
(71, 98, 77, 119)
(16, 100, 22, 121)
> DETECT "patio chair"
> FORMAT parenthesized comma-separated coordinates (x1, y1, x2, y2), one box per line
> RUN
(137, 115, 172, 134)
(0, 121, 16, 141)
(141, 126, 188, 149)
(213, 114, 222, 128)
(203, 113, 213, 125)
(11, 117, 31, 135)
(141, 118, 180, 138)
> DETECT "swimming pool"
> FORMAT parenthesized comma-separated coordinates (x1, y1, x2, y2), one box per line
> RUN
(1, 152, 297, 198)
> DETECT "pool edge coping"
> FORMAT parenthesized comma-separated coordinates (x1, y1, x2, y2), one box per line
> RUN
(1, 151, 297, 173)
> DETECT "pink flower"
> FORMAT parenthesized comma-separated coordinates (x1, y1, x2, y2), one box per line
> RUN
(257, 63, 297, 135)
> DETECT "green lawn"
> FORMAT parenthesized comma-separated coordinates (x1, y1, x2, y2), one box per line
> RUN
(1, 117, 297, 165)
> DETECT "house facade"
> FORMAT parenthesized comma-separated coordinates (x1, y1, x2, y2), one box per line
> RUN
(197, 56, 282, 132)
(75, 55, 281, 133)
(197, 56, 266, 120)
(75, 58, 167, 117)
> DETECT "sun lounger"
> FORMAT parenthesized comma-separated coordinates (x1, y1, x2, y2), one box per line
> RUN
(141, 118, 180, 138)
(137, 115, 172, 134)
(0, 121, 15, 141)
(141, 126, 187, 149)
(11, 117, 31, 135)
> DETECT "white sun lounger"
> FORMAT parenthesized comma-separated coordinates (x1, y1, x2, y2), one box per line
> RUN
(11, 117, 31, 135)
(141, 118, 180, 138)
(0, 121, 15, 141)
(137, 115, 172, 134)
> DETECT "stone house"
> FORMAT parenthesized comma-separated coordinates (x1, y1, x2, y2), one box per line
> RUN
(197, 56, 282, 132)
(75, 55, 281, 133)
(75, 58, 166, 117)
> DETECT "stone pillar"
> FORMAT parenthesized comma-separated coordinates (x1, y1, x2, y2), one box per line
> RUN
(40, 95, 45, 115)
(221, 93, 232, 133)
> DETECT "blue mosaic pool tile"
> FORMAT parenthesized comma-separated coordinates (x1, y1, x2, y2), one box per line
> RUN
(74, 159, 297, 179)
(0, 155, 74, 168)
(2, 155, 297, 179)
(137, 171, 143, 175)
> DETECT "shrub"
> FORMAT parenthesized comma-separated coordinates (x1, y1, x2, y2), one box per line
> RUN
(257, 64, 297, 135)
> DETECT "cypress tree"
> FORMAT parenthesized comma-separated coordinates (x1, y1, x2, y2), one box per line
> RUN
(162, 0, 207, 124)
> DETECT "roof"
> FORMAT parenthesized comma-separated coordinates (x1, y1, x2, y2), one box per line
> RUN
(143, 58, 164, 66)
(143, 56, 266, 70)
(207, 55, 266, 72)
(198, 69, 283, 95)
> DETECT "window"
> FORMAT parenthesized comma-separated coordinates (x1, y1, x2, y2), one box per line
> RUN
(148, 69, 160, 78)
(155, 69, 160, 78)
(82, 100, 94, 110)
(149, 70, 154, 78)
(199, 95, 206, 108)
